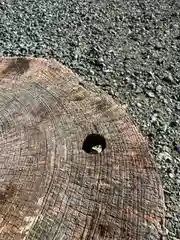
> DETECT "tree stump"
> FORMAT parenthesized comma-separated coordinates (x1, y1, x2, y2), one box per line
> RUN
(0, 57, 165, 239)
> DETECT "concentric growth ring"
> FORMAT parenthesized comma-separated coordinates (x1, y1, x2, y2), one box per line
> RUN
(0, 57, 165, 240)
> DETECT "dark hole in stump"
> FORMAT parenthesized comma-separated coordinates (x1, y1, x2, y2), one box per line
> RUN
(82, 134, 106, 154)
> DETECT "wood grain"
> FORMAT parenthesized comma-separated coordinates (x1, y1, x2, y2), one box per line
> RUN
(0, 57, 166, 240)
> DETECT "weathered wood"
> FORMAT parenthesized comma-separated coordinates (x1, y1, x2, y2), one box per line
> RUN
(0, 57, 165, 240)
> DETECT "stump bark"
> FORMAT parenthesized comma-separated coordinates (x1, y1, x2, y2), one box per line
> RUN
(0, 57, 165, 240)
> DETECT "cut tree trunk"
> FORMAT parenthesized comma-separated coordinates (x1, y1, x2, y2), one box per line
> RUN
(0, 57, 166, 240)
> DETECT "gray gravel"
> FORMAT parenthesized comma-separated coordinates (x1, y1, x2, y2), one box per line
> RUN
(0, 0, 180, 239)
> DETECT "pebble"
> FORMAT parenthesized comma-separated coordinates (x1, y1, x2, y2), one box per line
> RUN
(91, 145, 103, 154)
(162, 146, 171, 153)
(166, 212, 173, 218)
(136, 102, 142, 107)
(176, 103, 180, 111)
(146, 91, 155, 98)
(169, 173, 175, 179)
(156, 85, 162, 92)
(163, 98, 168, 104)
(157, 152, 172, 162)
(163, 72, 174, 84)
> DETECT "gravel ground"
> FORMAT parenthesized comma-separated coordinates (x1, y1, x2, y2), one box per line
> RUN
(0, 0, 180, 239)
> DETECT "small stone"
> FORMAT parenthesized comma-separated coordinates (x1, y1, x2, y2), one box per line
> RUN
(122, 104, 128, 109)
(162, 146, 171, 153)
(148, 71, 155, 79)
(154, 42, 162, 50)
(176, 179, 180, 184)
(114, 92, 119, 97)
(136, 102, 142, 107)
(166, 212, 173, 218)
(146, 91, 155, 98)
(151, 114, 158, 122)
(163, 72, 174, 84)
(136, 87, 143, 93)
(169, 173, 174, 178)
(98, 57, 104, 63)
(91, 145, 103, 154)
(89, 69, 95, 75)
(156, 85, 162, 92)
(108, 88, 115, 96)
(176, 103, 180, 110)
(157, 152, 172, 162)
(146, 81, 154, 90)
(163, 123, 168, 132)
(163, 98, 168, 104)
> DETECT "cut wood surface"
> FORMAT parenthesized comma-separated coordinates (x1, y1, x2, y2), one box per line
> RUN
(0, 57, 165, 240)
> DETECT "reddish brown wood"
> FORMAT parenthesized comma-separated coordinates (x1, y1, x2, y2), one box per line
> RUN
(0, 57, 165, 239)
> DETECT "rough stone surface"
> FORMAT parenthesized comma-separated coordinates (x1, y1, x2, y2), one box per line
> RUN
(0, 57, 165, 239)
(0, 1, 180, 239)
